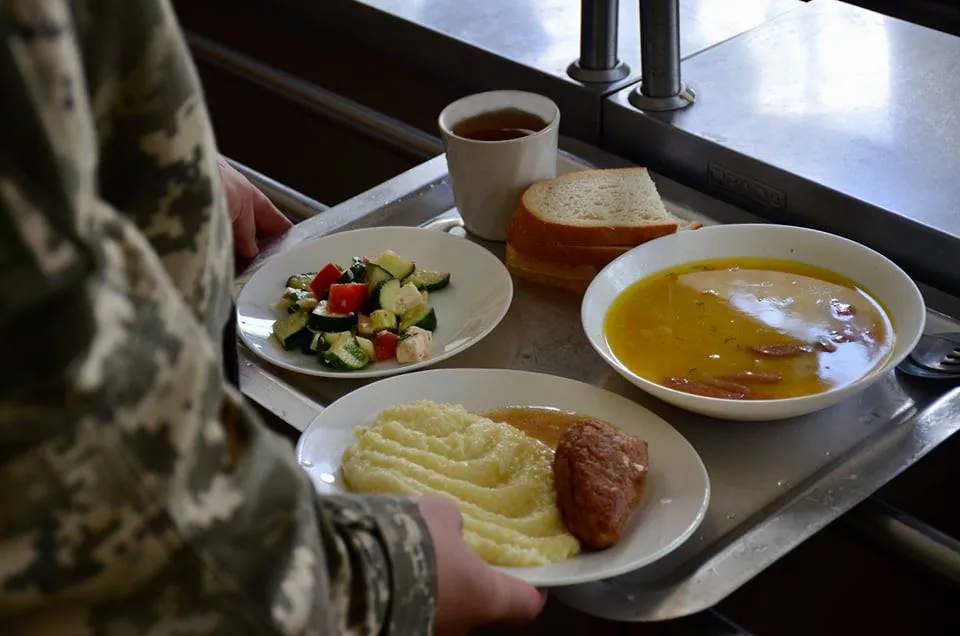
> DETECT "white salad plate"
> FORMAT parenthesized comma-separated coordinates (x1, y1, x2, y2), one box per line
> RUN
(296, 368, 711, 587)
(236, 226, 513, 379)
(582, 223, 926, 421)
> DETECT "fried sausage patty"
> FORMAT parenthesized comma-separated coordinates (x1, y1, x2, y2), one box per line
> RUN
(553, 419, 649, 550)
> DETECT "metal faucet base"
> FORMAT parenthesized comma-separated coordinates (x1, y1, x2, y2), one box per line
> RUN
(629, 82, 696, 112)
(567, 59, 631, 84)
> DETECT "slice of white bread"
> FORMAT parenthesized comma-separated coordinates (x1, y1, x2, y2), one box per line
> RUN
(507, 205, 700, 268)
(507, 207, 633, 268)
(519, 167, 696, 246)
(504, 245, 594, 294)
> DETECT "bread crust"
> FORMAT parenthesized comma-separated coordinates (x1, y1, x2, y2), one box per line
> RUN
(507, 207, 632, 268)
(519, 167, 681, 247)
(503, 167, 703, 292)
(504, 244, 594, 294)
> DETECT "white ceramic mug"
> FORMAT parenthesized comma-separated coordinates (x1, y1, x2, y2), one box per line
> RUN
(439, 91, 560, 241)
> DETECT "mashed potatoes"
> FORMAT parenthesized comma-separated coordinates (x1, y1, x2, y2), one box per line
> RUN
(341, 400, 581, 567)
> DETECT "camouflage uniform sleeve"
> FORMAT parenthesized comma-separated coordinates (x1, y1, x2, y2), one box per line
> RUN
(0, 2, 436, 635)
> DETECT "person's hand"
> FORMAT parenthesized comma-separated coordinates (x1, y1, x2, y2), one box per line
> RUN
(417, 497, 547, 635)
(218, 157, 293, 259)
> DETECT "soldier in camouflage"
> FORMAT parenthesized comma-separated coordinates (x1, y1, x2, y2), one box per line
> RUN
(0, 1, 544, 634)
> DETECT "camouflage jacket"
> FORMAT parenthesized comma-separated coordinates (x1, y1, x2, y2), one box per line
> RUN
(0, 1, 435, 634)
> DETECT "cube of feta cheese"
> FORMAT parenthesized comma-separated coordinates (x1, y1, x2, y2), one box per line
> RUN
(396, 282, 424, 315)
(396, 326, 433, 363)
(357, 313, 374, 337)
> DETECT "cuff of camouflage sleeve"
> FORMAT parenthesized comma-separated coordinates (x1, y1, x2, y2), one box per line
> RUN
(365, 496, 437, 634)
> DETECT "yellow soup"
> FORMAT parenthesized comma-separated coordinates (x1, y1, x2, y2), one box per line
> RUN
(604, 258, 895, 400)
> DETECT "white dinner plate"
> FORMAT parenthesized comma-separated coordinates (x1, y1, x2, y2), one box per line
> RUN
(295, 368, 711, 587)
(236, 227, 513, 379)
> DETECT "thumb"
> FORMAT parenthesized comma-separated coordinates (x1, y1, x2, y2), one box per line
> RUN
(483, 570, 547, 626)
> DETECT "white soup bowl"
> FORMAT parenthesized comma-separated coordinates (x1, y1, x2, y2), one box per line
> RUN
(581, 224, 925, 421)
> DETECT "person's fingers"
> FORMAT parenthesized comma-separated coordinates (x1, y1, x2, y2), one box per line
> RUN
(417, 495, 545, 633)
(233, 194, 260, 259)
(416, 495, 462, 527)
(251, 187, 293, 238)
(481, 569, 547, 626)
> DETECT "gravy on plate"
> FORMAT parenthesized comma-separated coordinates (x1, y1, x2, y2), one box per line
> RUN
(481, 406, 581, 448)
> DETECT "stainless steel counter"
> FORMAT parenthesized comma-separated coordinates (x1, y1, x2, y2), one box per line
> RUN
(277, 0, 798, 141)
(603, 0, 960, 296)
(348, 0, 798, 82)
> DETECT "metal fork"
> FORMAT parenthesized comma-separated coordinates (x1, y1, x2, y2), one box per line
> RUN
(909, 333, 960, 374)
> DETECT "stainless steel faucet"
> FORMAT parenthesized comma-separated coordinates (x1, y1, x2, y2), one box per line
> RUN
(567, 0, 630, 83)
(568, 0, 695, 111)
(630, 0, 696, 111)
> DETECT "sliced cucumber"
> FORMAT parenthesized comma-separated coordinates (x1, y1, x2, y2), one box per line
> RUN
(278, 287, 312, 313)
(365, 262, 393, 289)
(282, 287, 309, 302)
(400, 305, 437, 332)
(308, 301, 357, 332)
(370, 250, 415, 280)
(276, 296, 294, 313)
(377, 279, 402, 314)
(403, 269, 451, 292)
(322, 333, 371, 370)
(272, 312, 310, 350)
(356, 336, 375, 360)
(301, 330, 329, 355)
(282, 288, 318, 314)
(366, 280, 386, 312)
(292, 296, 319, 313)
(323, 331, 353, 347)
(370, 309, 397, 332)
(285, 273, 316, 291)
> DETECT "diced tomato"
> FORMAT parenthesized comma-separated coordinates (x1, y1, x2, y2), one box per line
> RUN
(309, 263, 342, 298)
(328, 283, 368, 314)
(373, 330, 399, 361)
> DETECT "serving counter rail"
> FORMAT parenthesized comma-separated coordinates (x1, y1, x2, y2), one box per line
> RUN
(233, 148, 960, 623)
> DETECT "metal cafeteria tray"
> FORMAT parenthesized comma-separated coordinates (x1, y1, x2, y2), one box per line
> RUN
(234, 149, 960, 622)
